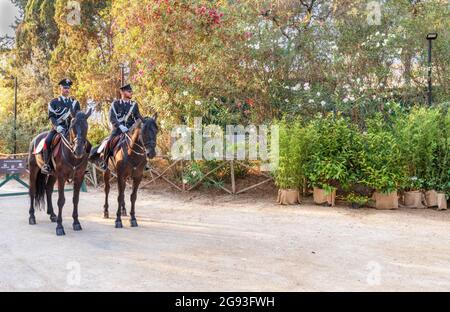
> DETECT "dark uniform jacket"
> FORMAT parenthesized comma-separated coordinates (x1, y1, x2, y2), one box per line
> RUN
(109, 99, 144, 134)
(48, 96, 81, 129)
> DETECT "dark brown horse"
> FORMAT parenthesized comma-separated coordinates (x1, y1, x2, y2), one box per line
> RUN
(28, 110, 92, 236)
(90, 114, 158, 228)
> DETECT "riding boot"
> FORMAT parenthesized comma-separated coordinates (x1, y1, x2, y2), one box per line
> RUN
(99, 147, 109, 170)
(41, 148, 52, 174)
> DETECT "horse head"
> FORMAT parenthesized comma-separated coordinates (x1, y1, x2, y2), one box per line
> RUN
(138, 113, 158, 159)
(69, 108, 92, 159)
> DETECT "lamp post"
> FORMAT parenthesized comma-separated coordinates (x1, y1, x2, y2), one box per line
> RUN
(426, 32, 438, 106)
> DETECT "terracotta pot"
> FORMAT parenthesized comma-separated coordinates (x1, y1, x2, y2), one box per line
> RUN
(277, 189, 300, 205)
(402, 190, 426, 209)
(425, 190, 438, 207)
(371, 191, 398, 210)
(437, 193, 447, 211)
(313, 187, 336, 207)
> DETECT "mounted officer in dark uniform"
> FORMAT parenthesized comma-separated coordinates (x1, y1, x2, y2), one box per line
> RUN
(99, 83, 144, 170)
(41, 78, 81, 175)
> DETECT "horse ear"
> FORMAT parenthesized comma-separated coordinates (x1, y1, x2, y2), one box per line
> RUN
(152, 112, 158, 121)
(135, 119, 143, 128)
(85, 107, 93, 119)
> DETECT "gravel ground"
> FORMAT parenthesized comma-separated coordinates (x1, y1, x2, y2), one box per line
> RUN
(1, 181, 450, 291)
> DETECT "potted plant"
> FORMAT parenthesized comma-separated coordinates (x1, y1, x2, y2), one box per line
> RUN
(359, 114, 406, 210)
(274, 119, 312, 205)
(305, 113, 360, 207)
(401, 177, 427, 208)
(395, 107, 441, 208)
(346, 193, 370, 209)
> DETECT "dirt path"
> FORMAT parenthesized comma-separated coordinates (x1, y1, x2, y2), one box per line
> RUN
(1, 182, 450, 291)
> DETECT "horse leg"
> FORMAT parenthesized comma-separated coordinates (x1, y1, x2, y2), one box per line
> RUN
(129, 175, 142, 227)
(120, 178, 127, 217)
(121, 176, 127, 216)
(28, 164, 38, 225)
(56, 176, 66, 236)
(115, 175, 126, 228)
(72, 176, 83, 231)
(46, 175, 57, 222)
(103, 169, 110, 218)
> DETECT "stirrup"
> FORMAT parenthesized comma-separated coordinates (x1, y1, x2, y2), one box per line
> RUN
(99, 160, 108, 170)
(41, 164, 52, 174)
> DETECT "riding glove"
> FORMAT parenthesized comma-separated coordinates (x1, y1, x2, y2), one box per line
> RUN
(119, 125, 129, 133)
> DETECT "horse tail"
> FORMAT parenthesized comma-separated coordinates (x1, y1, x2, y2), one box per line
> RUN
(34, 168, 47, 210)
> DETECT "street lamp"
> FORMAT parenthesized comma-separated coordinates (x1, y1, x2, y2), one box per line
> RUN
(426, 32, 438, 106)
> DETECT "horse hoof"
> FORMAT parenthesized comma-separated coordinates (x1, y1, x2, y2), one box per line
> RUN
(115, 221, 123, 228)
(56, 227, 66, 236)
(50, 215, 57, 223)
(29, 217, 36, 225)
(130, 219, 138, 227)
(73, 223, 82, 231)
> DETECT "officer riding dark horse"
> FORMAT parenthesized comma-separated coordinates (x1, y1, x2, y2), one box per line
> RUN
(41, 79, 81, 174)
(89, 83, 158, 228)
(99, 83, 145, 170)
(28, 78, 92, 236)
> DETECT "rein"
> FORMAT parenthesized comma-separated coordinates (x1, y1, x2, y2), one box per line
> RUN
(125, 133, 146, 156)
(59, 132, 88, 170)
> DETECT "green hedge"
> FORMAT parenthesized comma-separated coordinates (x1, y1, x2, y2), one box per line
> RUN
(274, 104, 450, 197)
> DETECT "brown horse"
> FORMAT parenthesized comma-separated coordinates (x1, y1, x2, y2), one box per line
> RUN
(28, 110, 92, 236)
(90, 114, 158, 228)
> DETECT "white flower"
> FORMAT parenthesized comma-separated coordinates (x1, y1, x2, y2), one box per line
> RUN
(379, 82, 384, 87)
(303, 82, 310, 91)
(268, 78, 273, 83)
(308, 99, 315, 104)
(320, 100, 326, 106)
(375, 31, 380, 36)
(298, 104, 302, 108)
(316, 92, 321, 97)
(343, 98, 349, 103)
(195, 100, 202, 106)
(182, 91, 189, 96)
(291, 83, 301, 91)
(376, 42, 380, 48)
(285, 99, 289, 103)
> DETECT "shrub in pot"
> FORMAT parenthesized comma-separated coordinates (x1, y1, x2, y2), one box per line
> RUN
(346, 193, 371, 209)
(394, 107, 443, 208)
(305, 113, 361, 207)
(359, 114, 407, 209)
(274, 119, 312, 205)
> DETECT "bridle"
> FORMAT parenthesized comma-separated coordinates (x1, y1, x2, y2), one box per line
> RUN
(58, 124, 89, 170)
(125, 132, 146, 156)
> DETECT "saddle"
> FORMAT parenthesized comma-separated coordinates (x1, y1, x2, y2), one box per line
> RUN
(97, 135, 124, 156)
(34, 134, 62, 155)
